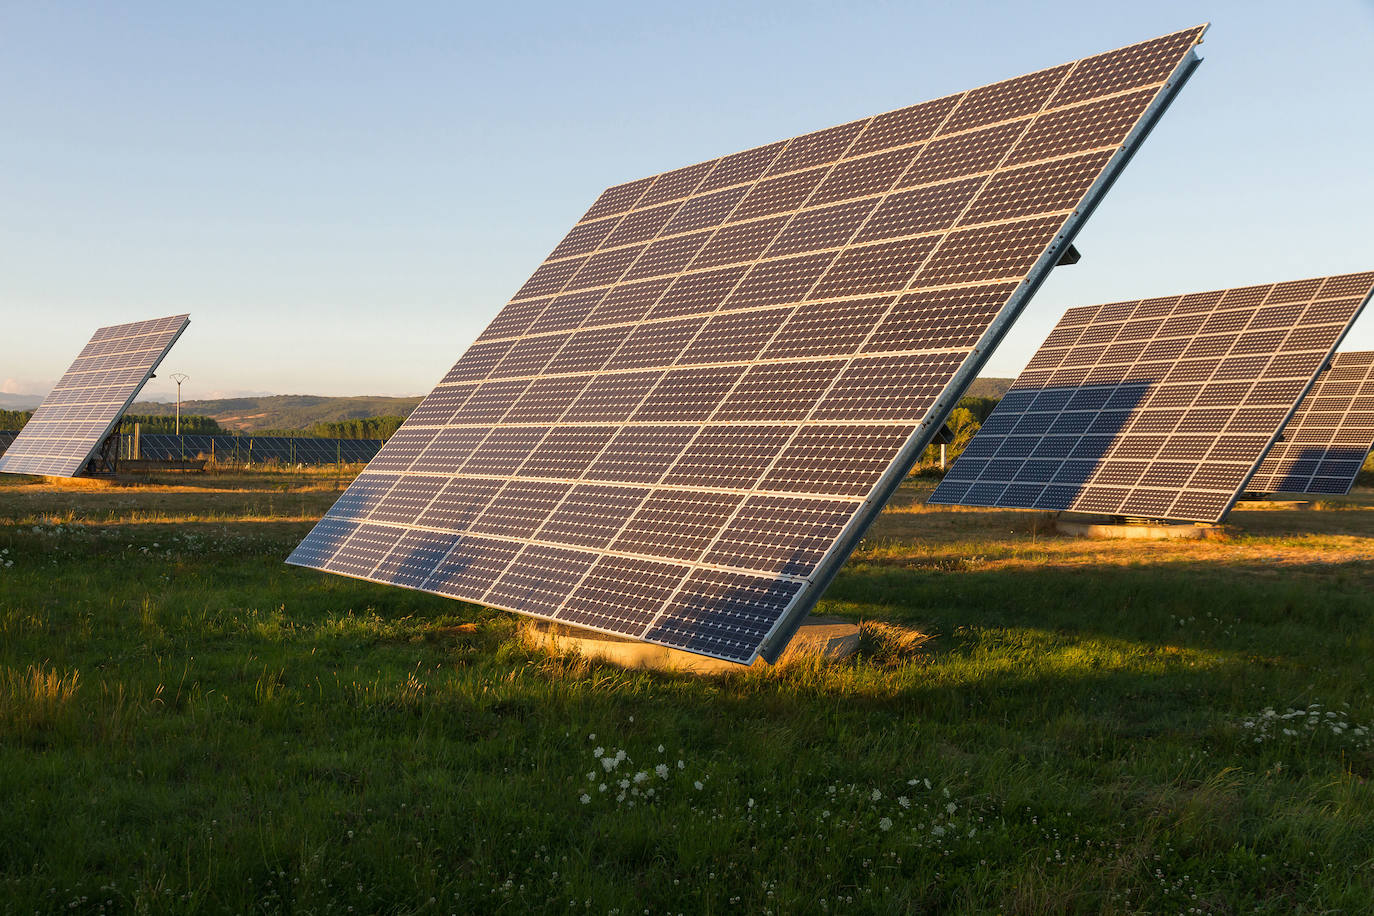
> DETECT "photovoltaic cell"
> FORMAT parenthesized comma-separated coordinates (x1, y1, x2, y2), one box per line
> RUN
(290, 27, 1207, 663)
(0, 315, 190, 477)
(930, 273, 1374, 521)
(1249, 351, 1374, 495)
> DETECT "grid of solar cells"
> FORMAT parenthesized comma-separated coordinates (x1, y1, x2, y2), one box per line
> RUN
(1249, 351, 1374, 495)
(290, 27, 1207, 663)
(0, 316, 190, 477)
(930, 273, 1374, 522)
(130, 434, 385, 465)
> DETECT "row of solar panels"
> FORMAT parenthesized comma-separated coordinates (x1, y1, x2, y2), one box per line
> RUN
(0, 430, 384, 465)
(127, 434, 385, 464)
(5, 25, 1371, 665)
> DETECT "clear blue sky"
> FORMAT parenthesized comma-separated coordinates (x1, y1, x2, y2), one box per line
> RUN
(3, 1, 1372, 403)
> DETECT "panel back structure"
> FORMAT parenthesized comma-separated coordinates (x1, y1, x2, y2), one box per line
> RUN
(0, 316, 191, 477)
(0, 431, 17, 456)
(1248, 351, 1374, 494)
(930, 273, 1374, 521)
(290, 27, 1207, 664)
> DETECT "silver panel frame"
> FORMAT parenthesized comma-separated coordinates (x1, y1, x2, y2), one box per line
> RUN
(756, 45, 1205, 662)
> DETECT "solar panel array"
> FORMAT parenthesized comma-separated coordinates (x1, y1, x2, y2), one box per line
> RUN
(0, 315, 190, 477)
(930, 272, 1374, 522)
(131, 434, 385, 465)
(289, 26, 1207, 664)
(1249, 351, 1374, 495)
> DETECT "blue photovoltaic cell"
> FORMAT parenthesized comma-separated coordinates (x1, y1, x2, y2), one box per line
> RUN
(1248, 351, 1374, 495)
(290, 27, 1207, 663)
(930, 273, 1374, 521)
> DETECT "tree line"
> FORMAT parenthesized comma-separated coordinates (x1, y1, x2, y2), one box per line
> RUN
(0, 410, 32, 430)
(121, 414, 225, 434)
(252, 416, 406, 440)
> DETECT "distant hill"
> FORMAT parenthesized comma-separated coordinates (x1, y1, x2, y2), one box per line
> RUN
(0, 393, 43, 410)
(115, 378, 1014, 432)
(965, 377, 1013, 399)
(127, 395, 422, 432)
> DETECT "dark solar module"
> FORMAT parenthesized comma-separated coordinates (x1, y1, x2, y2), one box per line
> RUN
(930, 274, 1374, 521)
(291, 27, 1208, 663)
(0, 315, 190, 477)
(1250, 351, 1374, 495)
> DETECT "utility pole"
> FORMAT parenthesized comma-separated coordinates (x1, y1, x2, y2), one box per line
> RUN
(170, 373, 189, 435)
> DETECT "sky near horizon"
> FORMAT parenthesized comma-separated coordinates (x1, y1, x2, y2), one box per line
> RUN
(2, 1, 1372, 403)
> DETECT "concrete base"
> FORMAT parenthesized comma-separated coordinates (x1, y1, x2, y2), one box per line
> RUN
(524, 615, 861, 674)
(1053, 516, 1224, 540)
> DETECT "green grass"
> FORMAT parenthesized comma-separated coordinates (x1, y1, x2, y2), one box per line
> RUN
(2, 469, 1373, 913)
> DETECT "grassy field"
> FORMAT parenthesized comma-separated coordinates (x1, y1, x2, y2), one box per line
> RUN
(2, 468, 1373, 914)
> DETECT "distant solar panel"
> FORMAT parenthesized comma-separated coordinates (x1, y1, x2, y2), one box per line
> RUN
(0, 316, 190, 477)
(930, 273, 1374, 521)
(290, 26, 1207, 664)
(1248, 351, 1374, 495)
(132, 434, 385, 465)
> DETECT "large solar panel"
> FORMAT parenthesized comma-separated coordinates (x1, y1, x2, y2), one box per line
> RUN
(290, 26, 1207, 664)
(1248, 351, 1374, 495)
(0, 315, 191, 478)
(930, 272, 1374, 522)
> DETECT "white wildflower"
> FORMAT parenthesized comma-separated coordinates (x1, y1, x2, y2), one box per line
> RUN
(878, 817, 893, 832)
(655, 764, 669, 779)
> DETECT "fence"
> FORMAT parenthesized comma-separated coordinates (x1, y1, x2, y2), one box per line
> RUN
(121, 433, 384, 465)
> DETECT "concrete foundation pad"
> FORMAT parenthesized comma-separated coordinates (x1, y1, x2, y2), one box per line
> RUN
(524, 615, 861, 674)
(1053, 516, 1224, 540)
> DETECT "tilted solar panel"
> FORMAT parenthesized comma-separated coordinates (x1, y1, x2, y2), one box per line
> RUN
(0, 315, 191, 478)
(930, 273, 1374, 522)
(1248, 351, 1374, 495)
(290, 26, 1207, 664)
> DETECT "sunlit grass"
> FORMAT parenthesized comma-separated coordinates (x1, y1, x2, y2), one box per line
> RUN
(1, 470, 1372, 912)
